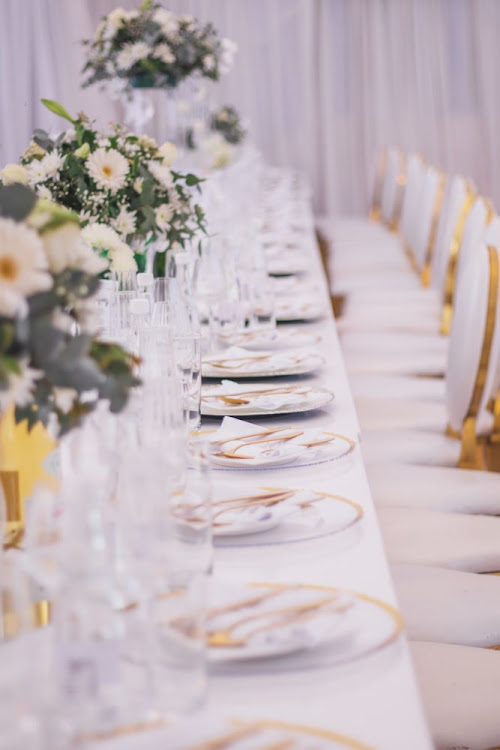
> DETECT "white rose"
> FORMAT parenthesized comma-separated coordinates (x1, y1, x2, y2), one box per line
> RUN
(108, 241, 137, 272)
(158, 141, 177, 167)
(1, 163, 30, 185)
(43, 223, 107, 275)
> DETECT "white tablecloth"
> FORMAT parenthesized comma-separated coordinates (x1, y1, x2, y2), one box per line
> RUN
(97, 211, 433, 749)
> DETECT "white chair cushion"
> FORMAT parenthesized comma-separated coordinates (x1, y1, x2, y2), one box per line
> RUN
(367, 462, 500, 515)
(341, 331, 448, 355)
(379, 507, 500, 571)
(361, 429, 458, 466)
(344, 350, 446, 377)
(392, 563, 500, 647)
(350, 374, 445, 402)
(354, 397, 445, 431)
(411, 640, 500, 750)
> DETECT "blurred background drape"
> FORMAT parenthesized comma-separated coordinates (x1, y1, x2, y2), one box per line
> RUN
(1, 0, 498, 214)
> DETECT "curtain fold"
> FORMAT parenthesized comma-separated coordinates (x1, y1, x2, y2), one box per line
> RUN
(1, 0, 498, 215)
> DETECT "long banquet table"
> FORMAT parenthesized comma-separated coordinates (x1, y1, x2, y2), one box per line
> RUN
(96, 200, 433, 749)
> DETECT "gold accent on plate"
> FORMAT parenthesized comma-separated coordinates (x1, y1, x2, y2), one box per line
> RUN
(458, 245, 498, 470)
(245, 582, 404, 658)
(185, 719, 376, 750)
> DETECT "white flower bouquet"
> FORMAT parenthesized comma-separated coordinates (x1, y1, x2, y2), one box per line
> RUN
(82, 1, 237, 93)
(1, 99, 206, 274)
(0, 184, 140, 436)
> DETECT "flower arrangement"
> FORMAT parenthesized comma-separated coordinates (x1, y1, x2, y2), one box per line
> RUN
(0, 184, 139, 436)
(211, 106, 245, 145)
(1, 99, 206, 274)
(81, 1, 237, 93)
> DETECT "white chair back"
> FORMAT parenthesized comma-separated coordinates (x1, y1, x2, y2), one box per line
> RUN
(412, 166, 444, 274)
(454, 197, 492, 289)
(380, 148, 404, 227)
(399, 154, 425, 249)
(446, 243, 500, 441)
(431, 175, 469, 297)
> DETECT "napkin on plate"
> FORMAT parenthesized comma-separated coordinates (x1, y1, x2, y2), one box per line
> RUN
(216, 380, 307, 410)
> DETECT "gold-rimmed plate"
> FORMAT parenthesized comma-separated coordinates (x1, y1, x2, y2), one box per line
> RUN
(211, 483, 363, 545)
(206, 581, 403, 670)
(203, 423, 356, 470)
(201, 383, 334, 417)
(275, 299, 326, 323)
(168, 718, 376, 750)
(202, 350, 325, 379)
(222, 328, 322, 352)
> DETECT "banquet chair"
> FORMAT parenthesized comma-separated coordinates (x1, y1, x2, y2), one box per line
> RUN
(392, 563, 500, 646)
(358, 242, 500, 469)
(341, 196, 494, 377)
(411, 641, 500, 750)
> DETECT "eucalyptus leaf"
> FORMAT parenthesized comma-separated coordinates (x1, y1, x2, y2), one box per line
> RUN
(0, 185, 37, 221)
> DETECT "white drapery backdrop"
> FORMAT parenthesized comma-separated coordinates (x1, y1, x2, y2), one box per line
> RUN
(0, 0, 497, 214)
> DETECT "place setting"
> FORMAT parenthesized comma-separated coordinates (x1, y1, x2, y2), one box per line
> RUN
(201, 580, 403, 676)
(218, 327, 323, 352)
(202, 347, 325, 379)
(201, 416, 357, 471)
(201, 382, 334, 417)
(161, 716, 377, 750)
(210, 480, 363, 547)
(275, 298, 327, 323)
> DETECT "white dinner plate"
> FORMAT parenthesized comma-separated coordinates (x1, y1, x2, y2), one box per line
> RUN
(224, 328, 322, 351)
(267, 255, 309, 276)
(201, 382, 334, 416)
(164, 716, 377, 749)
(202, 348, 325, 379)
(205, 418, 356, 470)
(207, 580, 358, 663)
(211, 482, 363, 544)
(276, 299, 326, 322)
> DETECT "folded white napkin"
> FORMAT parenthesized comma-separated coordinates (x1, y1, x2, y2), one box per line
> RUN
(205, 346, 303, 372)
(216, 380, 307, 410)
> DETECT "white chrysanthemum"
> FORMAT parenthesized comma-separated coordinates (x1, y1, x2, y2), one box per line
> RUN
(155, 204, 174, 231)
(203, 54, 216, 72)
(108, 241, 136, 272)
(112, 207, 136, 235)
(62, 128, 76, 144)
(27, 160, 47, 186)
(154, 8, 179, 35)
(158, 141, 177, 166)
(0, 218, 52, 317)
(81, 223, 123, 253)
(148, 160, 173, 189)
(153, 43, 175, 65)
(86, 147, 129, 194)
(43, 223, 107, 275)
(41, 152, 63, 178)
(0, 362, 42, 413)
(36, 185, 53, 201)
(130, 42, 149, 61)
(116, 45, 138, 71)
(106, 7, 128, 32)
(53, 387, 77, 414)
(1, 163, 30, 185)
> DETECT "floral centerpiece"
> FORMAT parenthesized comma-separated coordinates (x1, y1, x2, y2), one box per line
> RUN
(81, 1, 237, 93)
(210, 106, 245, 145)
(1, 99, 206, 276)
(0, 184, 139, 436)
